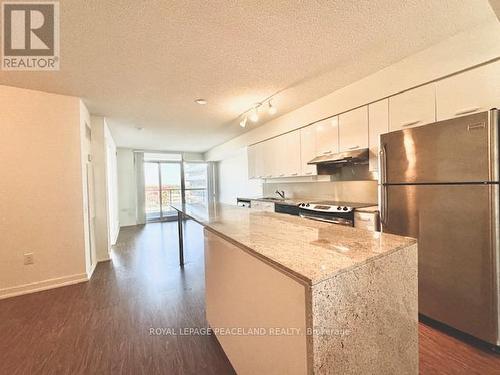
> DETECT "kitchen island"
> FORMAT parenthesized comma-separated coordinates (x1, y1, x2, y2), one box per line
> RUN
(171, 202, 418, 374)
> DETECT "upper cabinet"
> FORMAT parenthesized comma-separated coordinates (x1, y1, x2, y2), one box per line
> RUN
(247, 61, 498, 180)
(248, 132, 301, 179)
(262, 137, 279, 178)
(436, 61, 500, 121)
(282, 130, 301, 177)
(314, 116, 339, 156)
(389, 83, 436, 132)
(248, 142, 265, 179)
(247, 145, 257, 179)
(368, 99, 389, 172)
(300, 125, 317, 176)
(339, 106, 368, 152)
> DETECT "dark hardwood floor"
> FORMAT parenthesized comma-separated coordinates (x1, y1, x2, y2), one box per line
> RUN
(0, 222, 235, 375)
(1, 221, 499, 374)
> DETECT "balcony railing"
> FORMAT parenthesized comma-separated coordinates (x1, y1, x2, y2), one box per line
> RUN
(145, 187, 207, 219)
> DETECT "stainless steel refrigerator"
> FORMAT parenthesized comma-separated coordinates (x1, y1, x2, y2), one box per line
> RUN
(379, 109, 499, 346)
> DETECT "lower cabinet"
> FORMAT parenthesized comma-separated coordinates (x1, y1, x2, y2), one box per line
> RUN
(354, 211, 380, 232)
(250, 200, 275, 212)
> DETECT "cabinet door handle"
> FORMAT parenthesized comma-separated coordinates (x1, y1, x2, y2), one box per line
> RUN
(455, 107, 480, 116)
(306, 172, 313, 175)
(279, 174, 285, 177)
(291, 173, 298, 176)
(401, 120, 420, 128)
(348, 145, 360, 150)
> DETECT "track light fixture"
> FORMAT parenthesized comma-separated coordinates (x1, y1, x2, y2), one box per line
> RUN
(249, 107, 259, 123)
(240, 116, 247, 128)
(268, 101, 277, 115)
(238, 97, 278, 127)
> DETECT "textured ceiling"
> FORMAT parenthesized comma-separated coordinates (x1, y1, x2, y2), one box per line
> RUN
(0, 0, 497, 152)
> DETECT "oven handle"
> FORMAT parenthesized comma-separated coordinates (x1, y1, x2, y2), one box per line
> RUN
(299, 214, 353, 226)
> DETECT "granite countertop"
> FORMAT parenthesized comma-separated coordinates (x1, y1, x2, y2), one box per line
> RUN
(171, 202, 415, 286)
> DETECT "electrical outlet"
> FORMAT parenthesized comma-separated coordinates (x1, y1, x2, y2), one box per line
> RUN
(24, 253, 34, 265)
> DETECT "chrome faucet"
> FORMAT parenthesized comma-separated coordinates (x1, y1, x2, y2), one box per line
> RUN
(275, 190, 285, 199)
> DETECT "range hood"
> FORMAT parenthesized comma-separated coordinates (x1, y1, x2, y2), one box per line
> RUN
(308, 148, 369, 166)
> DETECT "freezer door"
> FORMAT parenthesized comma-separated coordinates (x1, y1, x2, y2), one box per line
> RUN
(382, 184, 499, 344)
(380, 111, 495, 184)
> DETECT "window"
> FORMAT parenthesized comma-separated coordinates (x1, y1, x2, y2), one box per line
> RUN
(184, 162, 208, 204)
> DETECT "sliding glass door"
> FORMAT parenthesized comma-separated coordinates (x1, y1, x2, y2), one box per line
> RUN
(160, 163, 182, 217)
(144, 161, 182, 221)
(144, 157, 209, 222)
(144, 162, 161, 221)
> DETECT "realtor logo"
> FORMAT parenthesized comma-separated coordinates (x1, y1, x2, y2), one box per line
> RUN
(2, 1, 59, 70)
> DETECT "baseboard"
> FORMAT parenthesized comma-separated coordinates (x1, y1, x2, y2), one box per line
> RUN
(0, 273, 88, 300)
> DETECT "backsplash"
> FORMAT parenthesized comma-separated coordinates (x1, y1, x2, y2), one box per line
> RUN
(263, 181, 378, 204)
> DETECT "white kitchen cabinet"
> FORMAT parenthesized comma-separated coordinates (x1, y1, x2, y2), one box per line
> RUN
(436, 61, 500, 121)
(261, 138, 277, 178)
(368, 99, 389, 172)
(282, 131, 301, 177)
(250, 142, 264, 179)
(339, 106, 368, 152)
(247, 145, 257, 179)
(314, 116, 339, 156)
(389, 83, 436, 131)
(300, 125, 317, 176)
(250, 200, 275, 212)
(354, 211, 380, 232)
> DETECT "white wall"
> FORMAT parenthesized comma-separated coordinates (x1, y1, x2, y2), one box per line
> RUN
(105, 125, 119, 245)
(91, 116, 119, 261)
(0, 85, 89, 298)
(80, 101, 97, 277)
(206, 22, 500, 162)
(117, 148, 137, 227)
(217, 148, 263, 205)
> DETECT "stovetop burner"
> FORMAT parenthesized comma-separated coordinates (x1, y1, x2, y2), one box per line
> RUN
(298, 201, 372, 213)
(310, 201, 373, 209)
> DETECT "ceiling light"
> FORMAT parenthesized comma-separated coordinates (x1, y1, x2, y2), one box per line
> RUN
(195, 99, 207, 105)
(268, 101, 277, 115)
(240, 117, 248, 128)
(249, 107, 259, 123)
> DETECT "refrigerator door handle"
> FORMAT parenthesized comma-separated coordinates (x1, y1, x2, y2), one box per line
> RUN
(379, 144, 388, 226)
